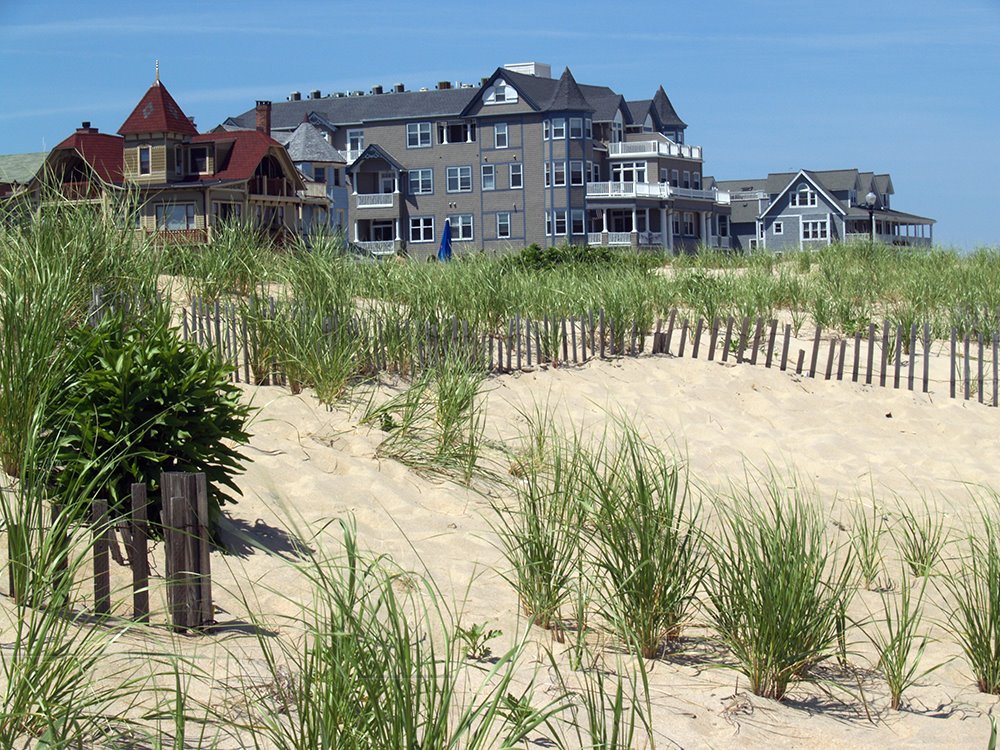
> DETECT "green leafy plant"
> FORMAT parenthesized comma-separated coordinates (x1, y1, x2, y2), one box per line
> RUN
(44, 308, 253, 533)
(457, 622, 503, 661)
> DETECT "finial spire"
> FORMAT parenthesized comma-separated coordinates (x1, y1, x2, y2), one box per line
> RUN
(154, 59, 160, 85)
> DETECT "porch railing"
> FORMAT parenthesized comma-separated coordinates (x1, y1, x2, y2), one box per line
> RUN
(608, 140, 703, 160)
(356, 240, 397, 256)
(607, 232, 632, 246)
(356, 193, 395, 209)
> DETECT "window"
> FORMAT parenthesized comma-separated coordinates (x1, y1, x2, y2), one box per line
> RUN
(544, 162, 551, 187)
(438, 122, 475, 144)
(748, 238, 759, 250)
(671, 169, 679, 187)
(485, 80, 517, 105)
(571, 209, 585, 235)
(585, 118, 592, 138)
(497, 211, 511, 239)
(774, 221, 784, 235)
(446, 166, 472, 192)
(190, 146, 209, 174)
(543, 120, 550, 141)
(570, 160, 584, 186)
(213, 202, 241, 223)
(378, 171, 396, 194)
(510, 162, 523, 189)
(406, 122, 432, 148)
(591, 162, 601, 182)
(790, 184, 817, 207)
(683, 170, 691, 189)
(553, 209, 567, 236)
(672, 214, 681, 236)
(313, 166, 326, 183)
(545, 211, 551, 236)
(494, 123, 508, 148)
(408, 168, 433, 195)
(718, 215, 729, 237)
(481, 164, 495, 191)
(683, 212, 695, 236)
(155, 203, 195, 230)
(173, 146, 182, 176)
(551, 118, 566, 139)
(611, 161, 647, 183)
(448, 214, 473, 241)
(347, 129, 364, 152)
(410, 216, 435, 243)
(659, 168, 668, 184)
(332, 168, 341, 187)
(552, 161, 566, 187)
(612, 116, 623, 143)
(802, 220, 828, 240)
(693, 172, 701, 190)
(569, 117, 583, 139)
(139, 146, 151, 175)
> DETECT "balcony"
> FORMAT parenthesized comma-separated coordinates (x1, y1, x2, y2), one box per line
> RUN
(355, 193, 396, 209)
(60, 180, 103, 200)
(304, 182, 329, 198)
(148, 229, 208, 245)
(341, 148, 363, 164)
(608, 140, 702, 160)
(607, 232, 632, 246)
(250, 176, 294, 197)
(586, 181, 726, 203)
(729, 190, 769, 201)
(845, 233, 932, 247)
(356, 240, 398, 256)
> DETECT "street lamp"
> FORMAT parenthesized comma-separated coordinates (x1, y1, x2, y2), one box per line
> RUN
(865, 191, 877, 245)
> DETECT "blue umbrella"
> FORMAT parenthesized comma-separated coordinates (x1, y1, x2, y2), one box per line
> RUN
(437, 218, 453, 262)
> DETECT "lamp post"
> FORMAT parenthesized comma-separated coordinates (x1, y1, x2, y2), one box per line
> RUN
(865, 191, 877, 246)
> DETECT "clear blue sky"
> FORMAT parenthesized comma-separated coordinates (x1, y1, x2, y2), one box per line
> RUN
(2, 0, 997, 249)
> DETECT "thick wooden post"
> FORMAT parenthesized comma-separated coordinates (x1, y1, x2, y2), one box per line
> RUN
(692, 318, 704, 359)
(161, 472, 213, 632)
(92, 499, 111, 617)
(765, 319, 777, 368)
(809, 326, 822, 378)
(866, 323, 876, 386)
(130, 483, 150, 622)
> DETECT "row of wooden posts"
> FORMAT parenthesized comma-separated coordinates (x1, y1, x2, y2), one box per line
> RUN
(181, 296, 1000, 407)
(6, 472, 213, 632)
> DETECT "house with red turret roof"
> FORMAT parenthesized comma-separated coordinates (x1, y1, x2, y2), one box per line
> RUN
(33, 67, 321, 244)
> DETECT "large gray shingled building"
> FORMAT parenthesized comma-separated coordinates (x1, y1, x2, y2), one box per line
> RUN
(220, 62, 732, 258)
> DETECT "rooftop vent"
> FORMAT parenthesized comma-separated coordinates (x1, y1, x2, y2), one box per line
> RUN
(289, 91, 301, 101)
(481, 77, 489, 86)
(371, 84, 383, 95)
(350, 90, 364, 97)
(419, 87, 428, 92)
(77, 121, 97, 133)
(333, 92, 346, 98)
(436, 81, 451, 90)
(503, 62, 552, 78)
(310, 90, 321, 99)
(393, 83, 405, 93)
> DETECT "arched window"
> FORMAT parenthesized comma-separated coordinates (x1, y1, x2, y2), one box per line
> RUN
(790, 183, 817, 207)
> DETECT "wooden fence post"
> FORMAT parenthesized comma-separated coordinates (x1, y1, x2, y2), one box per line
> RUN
(161, 472, 213, 632)
(780, 324, 791, 372)
(130, 483, 150, 623)
(809, 326, 822, 378)
(765, 319, 777, 368)
(92, 499, 111, 617)
(950, 329, 957, 399)
(866, 323, 876, 386)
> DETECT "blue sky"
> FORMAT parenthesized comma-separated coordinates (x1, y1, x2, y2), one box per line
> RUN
(2, 0, 997, 249)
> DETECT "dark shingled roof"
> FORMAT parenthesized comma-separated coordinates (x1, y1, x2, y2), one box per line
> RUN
(545, 68, 594, 113)
(651, 86, 685, 128)
(626, 99, 652, 124)
(276, 123, 345, 164)
(119, 81, 197, 136)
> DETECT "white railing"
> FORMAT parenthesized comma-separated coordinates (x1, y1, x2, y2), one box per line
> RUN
(586, 181, 729, 203)
(608, 140, 702, 160)
(341, 148, 363, 163)
(729, 190, 769, 201)
(356, 193, 395, 208)
(356, 240, 397, 256)
(638, 232, 663, 246)
(586, 232, 603, 245)
(607, 232, 632, 246)
(845, 233, 932, 247)
(303, 182, 328, 198)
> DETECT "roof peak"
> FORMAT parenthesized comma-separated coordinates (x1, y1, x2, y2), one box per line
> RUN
(546, 66, 593, 113)
(118, 78, 198, 136)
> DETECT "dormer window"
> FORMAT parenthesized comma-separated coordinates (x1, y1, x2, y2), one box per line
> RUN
(189, 146, 211, 174)
(484, 80, 518, 105)
(139, 146, 151, 176)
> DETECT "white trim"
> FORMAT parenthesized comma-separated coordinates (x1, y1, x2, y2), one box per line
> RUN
(445, 165, 472, 193)
(509, 162, 523, 189)
(496, 211, 511, 239)
(408, 168, 433, 195)
(409, 216, 435, 243)
(773, 221, 784, 235)
(406, 122, 432, 149)
(447, 213, 474, 241)
(481, 163, 495, 191)
(494, 122, 508, 149)
(762, 169, 847, 218)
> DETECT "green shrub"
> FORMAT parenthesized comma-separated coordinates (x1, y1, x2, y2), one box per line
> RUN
(44, 309, 252, 533)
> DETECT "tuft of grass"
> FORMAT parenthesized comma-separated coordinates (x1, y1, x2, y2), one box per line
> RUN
(705, 479, 855, 700)
(588, 424, 703, 658)
(894, 502, 948, 577)
(851, 501, 888, 590)
(943, 510, 1000, 694)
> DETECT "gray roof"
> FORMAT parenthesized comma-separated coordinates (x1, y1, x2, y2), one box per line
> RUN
(626, 99, 652, 123)
(545, 68, 594, 113)
(0, 152, 48, 184)
(345, 143, 405, 173)
(651, 86, 686, 128)
(278, 122, 345, 164)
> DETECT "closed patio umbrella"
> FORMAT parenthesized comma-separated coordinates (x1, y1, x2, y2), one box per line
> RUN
(437, 218, 453, 262)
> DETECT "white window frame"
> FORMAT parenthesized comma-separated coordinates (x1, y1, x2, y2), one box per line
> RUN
(510, 162, 523, 189)
(545, 211, 552, 236)
(497, 211, 511, 239)
(570, 160, 584, 186)
(347, 129, 364, 151)
(802, 219, 829, 240)
(446, 165, 472, 193)
(569, 117, 583, 139)
(570, 209, 585, 235)
(409, 216, 435, 243)
(552, 161, 566, 187)
(671, 169, 679, 186)
(553, 209, 567, 236)
(448, 214, 474, 241)
(494, 122, 508, 149)
(718, 215, 729, 237)
(544, 162, 551, 188)
(683, 212, 696, 236)
(485, 80, 517, 105)
(590, 162, 600, 182)
(551, 117, 566, 139)
(790, 184, 817, 207)
(155, 203, 195, 230)
(693, 172, 701, 190)
(774, 221, 784, 235)
(408, 168, 433, 195)
(406, 122, 432, 148)
(748, 237, 759, 250)
(682, 170, 691, 189)
(543, 120, 550, 141)
(584, 118, 592, 138)
(481, 164, 495, 191)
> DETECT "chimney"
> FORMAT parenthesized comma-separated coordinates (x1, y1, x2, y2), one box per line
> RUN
(393, 83, 405, 93)
(188, 115, 196, 129)
(289, 91, 301, 101)
(77, 121, 97, 134)
(310, 89, 321, 99)
(255, 100, 272, 134)
(436, 80, 451, 90)
(371, 84, 383, 95)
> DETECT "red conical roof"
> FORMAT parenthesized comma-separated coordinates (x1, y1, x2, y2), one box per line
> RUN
(118, 80, 197, 136)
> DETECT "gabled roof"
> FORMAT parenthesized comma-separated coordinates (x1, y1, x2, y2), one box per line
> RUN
(344, 143, 404, 173)
(0, 152, 48, 184)
(874, 174, 893, 195)
(190, 130, 301, 186)
(51, 130, 124, 183)
(544, 68, 594, 113)
(276, 122, 345, 164)
(761, 170, 848, 218)
(119, 80, 198, 136)
(651, 85, 686, 128)
(626, 99, 653, 124)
